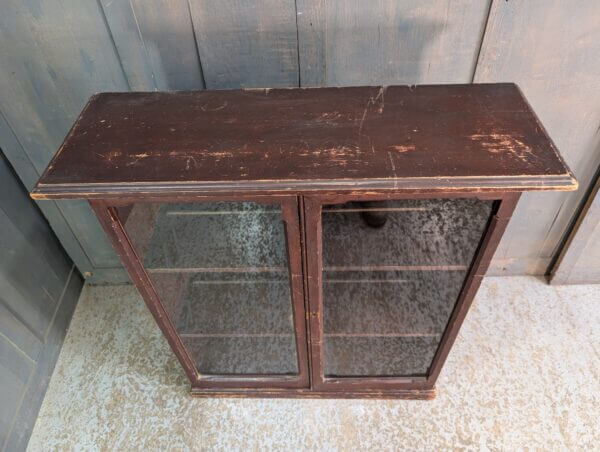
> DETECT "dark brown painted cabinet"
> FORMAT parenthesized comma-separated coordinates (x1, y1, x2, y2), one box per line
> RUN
(32, 85, 577, 398)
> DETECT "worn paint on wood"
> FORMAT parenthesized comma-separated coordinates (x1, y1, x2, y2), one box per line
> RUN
(32, 84, 576, 199)
(474, 0, 600, 275)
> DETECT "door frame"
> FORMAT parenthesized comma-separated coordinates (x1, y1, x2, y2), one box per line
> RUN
(303, 191, 521, 392)
(90, 194, 310, 390)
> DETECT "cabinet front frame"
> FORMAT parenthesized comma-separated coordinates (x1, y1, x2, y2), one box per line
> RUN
(303, 191, 521, 393)
(90, 194, 310, 391)
(89, 189, 521, 397)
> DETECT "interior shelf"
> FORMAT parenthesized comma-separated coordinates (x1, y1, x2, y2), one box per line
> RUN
(124, 198, 493, 274)
(323, 270, 465, 336)
(146, 267, 287, 274)
(182, 336, 299, 375)
(151, 270, 300, 375)
(172, 272, 294, 336)
(322, 198, 493, 269)
(123, 202, 287, 272)
(149, 269, 463, 340)
(324, 336, 439, 377)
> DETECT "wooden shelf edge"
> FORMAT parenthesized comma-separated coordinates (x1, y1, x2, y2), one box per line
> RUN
(189, 387, 436, 400)
(178, 333, 441, 338)
(144, 265, 467, 273)
(31, 173, 578, 200)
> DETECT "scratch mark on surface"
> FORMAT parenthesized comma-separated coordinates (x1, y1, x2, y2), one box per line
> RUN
(319, 111, 342, 122)
(387, 151, 397, 177)
(358, 106, 369, 137)
(470, 133, 535, 163)
(185, 156, 198, 170)
(358, 86, 387, 138)
(299, 145, 362, 158)
(211, 151, 234, 159)
(390, 145, 416, 153)
(375, 85, 386, 113)
(200, 101, 228, 112)
(125, 152, 151, 166)
(96, 150, 121, 162)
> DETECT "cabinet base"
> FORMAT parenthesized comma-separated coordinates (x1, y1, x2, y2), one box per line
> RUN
(190, 387, 436, 400)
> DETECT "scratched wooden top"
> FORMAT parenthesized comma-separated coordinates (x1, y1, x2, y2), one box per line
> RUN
(32, 83, 577, 199)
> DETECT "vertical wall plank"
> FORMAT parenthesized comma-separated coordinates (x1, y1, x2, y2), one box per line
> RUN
(0, 0, 130, 276)
(551, 171, 600, 284)
(0, 206, 64, 340)
(297, 0, 491, 86)
(0, 301, 42, 362)
(0, 112, 95, 278)
(128, 0, 205, 90)
(475, 0, 600, 275)
(4, 271, 81, 452)
(0, 334, 33, 449)
(97, 0, 157, 91)
(0, 145, 72, 287)
(189, 0, 299, 89)
(295, 0, 326, 86)
(100, 0, 205, 91)
(0, 152, 83, 451)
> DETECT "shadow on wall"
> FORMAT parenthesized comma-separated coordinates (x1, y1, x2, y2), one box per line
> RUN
(324, 16, 443, 86)
(122, 2, 443, 89)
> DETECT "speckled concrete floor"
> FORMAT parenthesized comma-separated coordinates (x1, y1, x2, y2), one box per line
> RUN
(28, 277, 599, 451)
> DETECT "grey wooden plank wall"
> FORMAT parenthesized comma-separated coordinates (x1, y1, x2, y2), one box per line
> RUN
(551, 169, 600, 284)
(0, 0, 598, 281)
(475, 0, 600, 275)
(0, 152, 83, 452)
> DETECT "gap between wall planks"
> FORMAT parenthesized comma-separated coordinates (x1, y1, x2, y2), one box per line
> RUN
(1, 0, 599, 282)
(473, 0, 600, 275)
(550, 168, 600, 284)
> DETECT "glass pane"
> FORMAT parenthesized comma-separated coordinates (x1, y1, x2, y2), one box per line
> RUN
(119, 202, 298, 375)
(321, 198, 494, 377)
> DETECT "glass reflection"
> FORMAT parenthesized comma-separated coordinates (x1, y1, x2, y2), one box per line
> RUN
(322, 198, 493, 377)
(120, 202, 298, 375)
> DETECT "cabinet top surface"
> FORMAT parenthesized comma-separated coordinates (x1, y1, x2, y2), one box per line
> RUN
(32, 83, 576, 199)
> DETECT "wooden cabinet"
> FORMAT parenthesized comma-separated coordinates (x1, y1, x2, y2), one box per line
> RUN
(32, 84, 577, 398)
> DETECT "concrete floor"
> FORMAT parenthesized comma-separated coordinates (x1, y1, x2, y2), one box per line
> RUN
(28, 277, 599, 450)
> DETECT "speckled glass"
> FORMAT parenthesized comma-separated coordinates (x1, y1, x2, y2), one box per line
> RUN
(322, 198, 494, 377)
(119, 202, 298, 376)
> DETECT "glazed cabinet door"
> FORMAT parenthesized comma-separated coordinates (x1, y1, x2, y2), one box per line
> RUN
(92, 196, 309, 391)
(304, 195, 498, 392)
